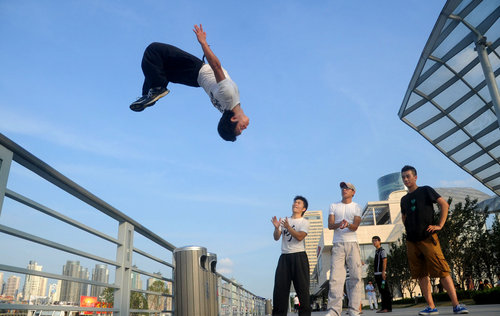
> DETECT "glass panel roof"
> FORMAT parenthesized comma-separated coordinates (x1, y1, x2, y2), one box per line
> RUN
(399, 0, 500, 196)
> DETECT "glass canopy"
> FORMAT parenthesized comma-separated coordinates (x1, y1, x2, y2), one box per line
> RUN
(399, 0, 500, 196)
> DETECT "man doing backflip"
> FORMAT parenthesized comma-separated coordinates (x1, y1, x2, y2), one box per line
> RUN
(271, 196, 311, 316)
(400, 165, 468, 315)
(129, 24, 249, 142)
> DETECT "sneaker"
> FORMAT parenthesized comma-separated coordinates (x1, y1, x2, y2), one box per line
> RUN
(130, 87, 169, 112)
(453, 304, 469, 314)
(418, 306, 438, 315)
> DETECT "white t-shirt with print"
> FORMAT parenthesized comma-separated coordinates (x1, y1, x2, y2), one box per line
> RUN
(197, 64, 240, 112)
(279, 217, 309, 254)
(329, 201, 362, 243)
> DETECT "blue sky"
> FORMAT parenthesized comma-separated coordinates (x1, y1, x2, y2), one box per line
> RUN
(0, 0, 493, 299)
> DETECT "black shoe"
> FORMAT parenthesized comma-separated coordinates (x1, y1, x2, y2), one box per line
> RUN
(130, 87, 169, 112)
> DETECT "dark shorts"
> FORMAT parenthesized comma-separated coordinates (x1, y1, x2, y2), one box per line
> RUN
(406, 233, 450, 278)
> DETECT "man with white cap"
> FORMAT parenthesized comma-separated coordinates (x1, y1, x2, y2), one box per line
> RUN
(325, 182, 362, 316)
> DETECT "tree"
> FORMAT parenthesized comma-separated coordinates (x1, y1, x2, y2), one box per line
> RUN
(147, 280, 170, 315)
(130, 291, 148, 312)
(387, 234, 417, 298)
(488, 214, 500, 274)
(101, 287, 114, 304)
(437, 197, 489, 289)
(365, 257, 375, 285)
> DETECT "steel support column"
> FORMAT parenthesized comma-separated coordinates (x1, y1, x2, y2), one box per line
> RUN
(476, 37, 500, 130)
(115, 221, 134, 315)
(0, 144, 13, 216)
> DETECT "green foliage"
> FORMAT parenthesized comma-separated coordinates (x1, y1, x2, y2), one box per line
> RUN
(392, 290, 473, 305)
(392, 296, 425, 305)
(130, 291, 148, 310)
(147, 279, 170, 312)
(387, 235, 417, 298)
(365, 256, 375, 284)
(431, 289, 472, 302)
(472, 286, 500, 305)
(437, 197, 497, 288)
(101, 287, 114, 303)
(387, 195, 499, 299)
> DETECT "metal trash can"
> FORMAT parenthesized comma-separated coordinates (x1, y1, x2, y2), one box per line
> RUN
(174, 246, 212, 316)
(206, 252, 218, 316)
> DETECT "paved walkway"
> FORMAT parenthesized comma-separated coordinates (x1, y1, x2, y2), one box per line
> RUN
(285, 304, 500, 315)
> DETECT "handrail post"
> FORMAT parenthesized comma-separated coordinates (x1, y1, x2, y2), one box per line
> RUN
(0, 144, 13, 216)
(115, 221, 134, 315)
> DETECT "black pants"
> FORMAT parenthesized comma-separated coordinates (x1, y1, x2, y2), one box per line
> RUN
(375, 275, 392, 311)
(140, 42, 203, 95)
(272, 252, 311, 316)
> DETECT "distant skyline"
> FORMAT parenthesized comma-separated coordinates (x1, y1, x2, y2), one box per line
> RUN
(0, 0, 496, 299)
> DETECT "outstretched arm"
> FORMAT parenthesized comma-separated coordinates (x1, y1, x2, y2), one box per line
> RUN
(193, 24, 226, 83)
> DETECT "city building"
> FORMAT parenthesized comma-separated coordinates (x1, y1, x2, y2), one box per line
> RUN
(22, 260, 48, 301)
(377, 172, 405, 201)
(90, 264, 109, 298)
(5, 275, 21, 298)
(0, 272, 3, 295)
(304, 210, 324, 277)
(435, 187, 491, 208)
(60, 260, 89, 304)
(80, 267, 89, 298)
(131, 267, 143, 290)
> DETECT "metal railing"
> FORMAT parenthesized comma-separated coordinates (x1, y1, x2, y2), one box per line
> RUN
(0, 132, 266, 315)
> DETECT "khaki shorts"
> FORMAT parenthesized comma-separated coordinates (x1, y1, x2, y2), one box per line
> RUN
(406, 233, 450, 279)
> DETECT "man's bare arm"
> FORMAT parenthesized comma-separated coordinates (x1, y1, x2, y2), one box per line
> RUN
(193, 24, 225, 83)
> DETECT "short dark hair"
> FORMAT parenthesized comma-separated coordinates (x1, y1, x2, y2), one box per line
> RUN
(401, 165, 417, 176)
(217, 110, 238, 142)
(294, 195, 308, 216)
(372, 236, 381, 241)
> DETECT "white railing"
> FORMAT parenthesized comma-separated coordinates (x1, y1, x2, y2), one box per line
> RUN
(0, 132, 266, 316)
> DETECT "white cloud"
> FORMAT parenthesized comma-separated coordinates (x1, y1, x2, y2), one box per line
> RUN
(217, 257, 234, 275)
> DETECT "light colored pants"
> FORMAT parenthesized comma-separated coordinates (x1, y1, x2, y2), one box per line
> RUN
(326, 242, 362, 316)
(367, 292, 378, 309)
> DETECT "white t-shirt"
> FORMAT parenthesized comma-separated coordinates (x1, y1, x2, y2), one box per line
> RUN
(329, 201, 362, 243)
(197, 64, 240, 113)
(279, 217, 309, 254)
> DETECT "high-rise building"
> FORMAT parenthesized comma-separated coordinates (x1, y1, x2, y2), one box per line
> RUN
(0, 272, 3, 295)
(90, 264, 109, 298)
(22, 260, 48, 300)
(304, 210, 324, 277)
(131, 266, 142, 290)
(80, 267, 89, 298)
(5, 275, 21, 297)
(377, 172, 405, 201)
(60, 260, 89, 303)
